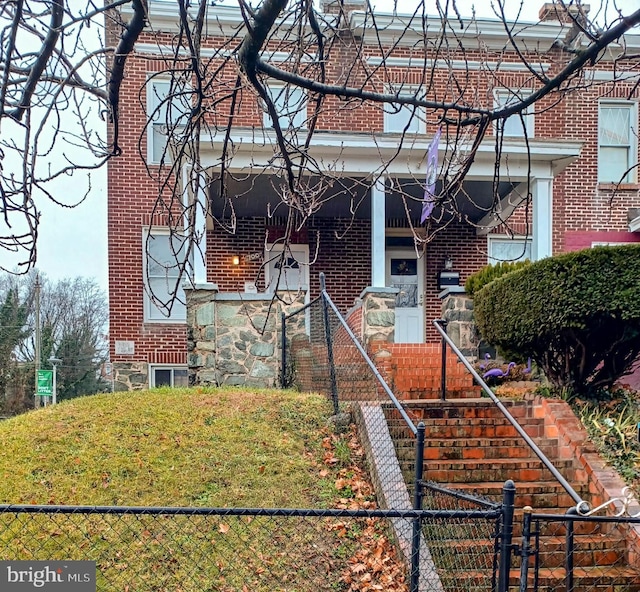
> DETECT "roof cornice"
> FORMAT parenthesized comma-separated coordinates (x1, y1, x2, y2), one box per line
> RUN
(348, 11, 568, 52)
(124, 2, 640, 62)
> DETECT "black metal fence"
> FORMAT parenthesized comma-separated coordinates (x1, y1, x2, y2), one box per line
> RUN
(0, 503, 510, 592)
(516, 510, 640, 592)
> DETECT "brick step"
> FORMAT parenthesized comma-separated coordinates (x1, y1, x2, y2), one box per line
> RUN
(429, 534, 627, 570)
(436, 567, 640, 592)
(420, 437, 559, 461)
(396, 398, 532, 418)
(388, 417, 545, 440)
(388, 376, 477, 388)
(391, 433, 559, 456)
(529, 534, 628, 568)
(385, 398, 533, 422)
(417, 458, 577, 485)
(434, 481, 588, 511)
(393, 388, 483, 400)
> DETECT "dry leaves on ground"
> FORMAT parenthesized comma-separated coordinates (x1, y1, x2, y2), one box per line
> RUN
(321, 425, 408, 592)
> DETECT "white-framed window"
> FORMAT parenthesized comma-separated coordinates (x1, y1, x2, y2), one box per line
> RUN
(494, 89, 534, 138)
(383, 88, 425, 134)
(598, 101, 638, 183)
(488, 236, 532, 263)
(144, 229, 187, 322)
(263, 85, 307, 130)
(147, 77, 191, 163)
(264, 244, 309, 292)
(150, 366, 189, 388)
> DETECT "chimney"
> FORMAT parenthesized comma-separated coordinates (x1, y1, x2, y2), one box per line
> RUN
(320, 0, 367, 15)
(539, 2, 590, 23)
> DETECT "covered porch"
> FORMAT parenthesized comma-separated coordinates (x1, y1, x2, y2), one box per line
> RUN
(193, 130, 582, 343)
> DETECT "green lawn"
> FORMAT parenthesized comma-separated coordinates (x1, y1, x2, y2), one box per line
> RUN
(0, 387, 408, 591)
(0, 387, 332, 507)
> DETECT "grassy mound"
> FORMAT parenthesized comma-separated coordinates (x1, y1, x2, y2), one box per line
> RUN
(0, 387, 332, 507)
(0, 388, 410, 591)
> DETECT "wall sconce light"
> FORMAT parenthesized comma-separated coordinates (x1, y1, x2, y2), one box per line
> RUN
(437, 255, 459, 290)
(444, 255, 453, 270)
(232, 255, 240, 266)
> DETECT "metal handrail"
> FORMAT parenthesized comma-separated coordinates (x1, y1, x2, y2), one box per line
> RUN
(432, 319, 588, 511)
(321, 289, 418, 436)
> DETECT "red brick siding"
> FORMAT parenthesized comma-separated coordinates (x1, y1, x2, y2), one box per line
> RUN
(106, 8, 640, 366)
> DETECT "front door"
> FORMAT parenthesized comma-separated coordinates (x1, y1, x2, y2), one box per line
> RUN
(386, 249, 425, 343)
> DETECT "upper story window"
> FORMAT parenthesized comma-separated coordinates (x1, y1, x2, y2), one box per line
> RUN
(144, 229, 187, 322)
(263, 85, 307, 130)
(598, 101, 638, 184)
(494, 89, 534, 138)
(383, 88, 425, 134)
(147, 78, 191, 163)
(488, 235, 532, 263)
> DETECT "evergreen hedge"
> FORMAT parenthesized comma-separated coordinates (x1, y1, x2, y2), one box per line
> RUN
(473, 244, 640, 395)
(465, 260, 531, 297)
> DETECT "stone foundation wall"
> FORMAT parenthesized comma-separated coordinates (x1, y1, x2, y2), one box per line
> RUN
(185, 284, 307, 388)
(113, 362, 148, 391)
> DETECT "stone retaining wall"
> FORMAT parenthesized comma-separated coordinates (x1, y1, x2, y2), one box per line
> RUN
(439, 288, 479, 361)
(185, 284, 306, 388)
(360, 287, 397, 347)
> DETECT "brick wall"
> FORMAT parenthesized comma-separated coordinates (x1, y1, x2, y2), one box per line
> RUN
(106, 4, 640, 382)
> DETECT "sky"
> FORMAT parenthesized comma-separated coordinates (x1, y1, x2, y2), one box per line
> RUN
(4, 0, 635, 295)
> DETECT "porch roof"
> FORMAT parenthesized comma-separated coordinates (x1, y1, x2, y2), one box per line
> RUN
(200, 129, 583, 225)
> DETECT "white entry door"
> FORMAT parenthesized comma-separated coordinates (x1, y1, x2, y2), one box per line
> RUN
(386, 249, 425, 343)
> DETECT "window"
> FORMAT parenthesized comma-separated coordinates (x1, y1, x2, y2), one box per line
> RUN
(494, 89, 534, 138)
(264, 244, 309, 292)
(263, 85, 307, 130)
(147, 78, 191, 163)
(383, 89, 424, 133)
(488, 236, 531, 263)
(144, 229, 187, 322)
(598, 102, 637, 183)
(151, 366, 189, 388)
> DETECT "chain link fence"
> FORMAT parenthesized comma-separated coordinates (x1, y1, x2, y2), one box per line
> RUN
(420, 482, 502, 592)
(0, 504, 510, 592)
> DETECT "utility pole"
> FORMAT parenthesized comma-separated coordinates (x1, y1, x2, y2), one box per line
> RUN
(34, 274, 41, 408)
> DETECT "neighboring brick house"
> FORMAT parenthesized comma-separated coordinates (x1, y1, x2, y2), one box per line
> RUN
(107, 1, 640, 390)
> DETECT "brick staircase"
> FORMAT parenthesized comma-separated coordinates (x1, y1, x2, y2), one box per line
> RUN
(384, 397, 640, 592)
(369, 342, 482, 400)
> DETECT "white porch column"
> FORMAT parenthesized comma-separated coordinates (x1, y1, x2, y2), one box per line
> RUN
(183, 166, 208, 284)
(193, 182, 208, 283)
(371, 176, 386, 287)
(531, 176, 553, 261)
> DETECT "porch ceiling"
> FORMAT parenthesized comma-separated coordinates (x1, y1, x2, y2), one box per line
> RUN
(208, 175, 517, 223)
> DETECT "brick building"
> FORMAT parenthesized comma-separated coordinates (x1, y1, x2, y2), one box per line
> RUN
(107, 0, 640, 390)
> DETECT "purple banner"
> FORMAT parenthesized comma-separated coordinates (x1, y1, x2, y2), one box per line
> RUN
(420, 127, 442, 223)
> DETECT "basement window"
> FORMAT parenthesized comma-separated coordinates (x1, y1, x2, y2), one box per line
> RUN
(151, 366, 189, 388)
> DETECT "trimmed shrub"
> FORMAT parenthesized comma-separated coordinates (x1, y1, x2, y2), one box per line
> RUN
(473, 244, 640, 396)
(465, 260, 531, 297)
